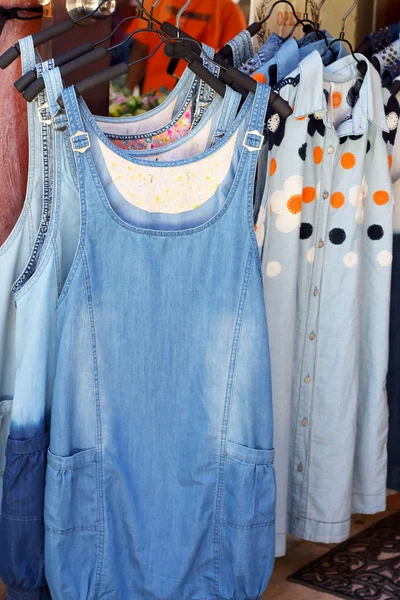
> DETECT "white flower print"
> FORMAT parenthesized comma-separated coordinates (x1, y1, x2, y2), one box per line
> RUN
(268, 113, 280, 133)
(349, 176, 368, 224)
(271, 175, 303, 233)
(386, 111, 399, 131)
(314, 110, 324, 120)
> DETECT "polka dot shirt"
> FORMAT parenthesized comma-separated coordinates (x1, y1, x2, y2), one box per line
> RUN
(256, 50, 399, 547)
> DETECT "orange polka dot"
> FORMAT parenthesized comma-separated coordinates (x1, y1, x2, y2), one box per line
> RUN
(302, 187, 316, 203)
(341, 152, 356, 169)
(373, 190, 390, 206)
(389, 155, 393, 170)
(287, 194, 302, 214)
(330, 192, 345, 209)
(252, 72, 267, 84)
(296, 115, 307, 121)
(332, 91, 342, 109)
(270, 158, 277, 176)
(314, 146, 323, 164)
(254, 223, 258, 231)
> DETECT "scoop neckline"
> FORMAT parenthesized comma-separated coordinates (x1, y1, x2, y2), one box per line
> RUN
(81, 90, 222, 161)
(81, 93, 254, 237)
(82, 91, 250, 169)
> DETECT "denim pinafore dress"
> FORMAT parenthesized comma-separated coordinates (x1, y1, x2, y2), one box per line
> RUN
(0, 36, 50, 503)
(41, 80, 275, 600)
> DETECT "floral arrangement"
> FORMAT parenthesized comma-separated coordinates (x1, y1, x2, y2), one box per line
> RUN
(109, 81, 168, 117)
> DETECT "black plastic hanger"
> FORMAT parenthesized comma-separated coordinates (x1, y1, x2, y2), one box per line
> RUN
(57, 34, 227, 107)
(0, 0, 111, 70)
(15, 12, 158, 93)
(22, 20, 167, 102)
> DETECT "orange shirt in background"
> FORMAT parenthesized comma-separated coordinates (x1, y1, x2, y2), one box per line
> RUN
(128, 0, 247, 94)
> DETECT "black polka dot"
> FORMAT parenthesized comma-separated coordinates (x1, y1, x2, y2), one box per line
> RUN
(367, 139, 371, 153)
(329, 228, 346, 245)
(368, 224, 384, 240)
(300, 223, 313, 239)
(299, 143, 307, 161)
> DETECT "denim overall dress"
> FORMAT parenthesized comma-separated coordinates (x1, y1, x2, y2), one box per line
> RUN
(0, 67, 271, 600)
(37, 80, 276, 600)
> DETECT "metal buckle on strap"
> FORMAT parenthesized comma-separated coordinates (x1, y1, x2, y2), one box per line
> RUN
(37, 102, 52, 125)
(51, 109, 68, 132)
(70, 131, 91, 153)
(242, 129, 265, 152)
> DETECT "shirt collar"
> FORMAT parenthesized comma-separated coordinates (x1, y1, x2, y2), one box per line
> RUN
(294, 50, 388, 134)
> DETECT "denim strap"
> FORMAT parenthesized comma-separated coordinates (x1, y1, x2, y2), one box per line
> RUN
(192, 45, 219, 128)
(19, 35, 37, 75)
(210, 86, 241, 145)
(42, 67, 68, 130)
(242, 82, 271, 153)
(62, 85, 91, 154)
(36, 60, 55, 124)
(227, 30, 254, 68)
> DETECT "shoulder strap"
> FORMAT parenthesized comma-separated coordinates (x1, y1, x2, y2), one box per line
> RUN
(62, 86, 91, 154)
(19, 35, 37, 75)
(227, 30, 254, 68)
(242, 82, 271, 154)
(42, 67, 68, 131)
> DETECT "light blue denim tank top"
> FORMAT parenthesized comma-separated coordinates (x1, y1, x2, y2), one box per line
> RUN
(40, 80, 275, 600)
(0, 65, 248, 600)
(0, 36, 51, 504)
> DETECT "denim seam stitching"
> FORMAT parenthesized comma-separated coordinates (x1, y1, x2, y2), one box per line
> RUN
(45, 524, 99, 534)
(221, 518, 275, 530)
(213, 248, 254, 599)
(12, 125, 58, 302)
(12, 114, 53, 294)
(56, 150, 87, 309)
(1, 512, 43, 522)
(227, 452, 273, 465)
(81, 248, 105, 599)
(48, 460, 97, 472)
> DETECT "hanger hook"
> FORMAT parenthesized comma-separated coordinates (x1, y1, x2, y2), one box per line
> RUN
(304, 0, 308, 17)
(340, 0, 357, 38)
(150, 0, 163, 21)
(176, 0, 191, 35)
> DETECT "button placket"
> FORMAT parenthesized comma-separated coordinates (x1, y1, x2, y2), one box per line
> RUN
(292, 131, 337, 527)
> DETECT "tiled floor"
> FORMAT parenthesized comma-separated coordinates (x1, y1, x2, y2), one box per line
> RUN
(1, 498, 399, 600)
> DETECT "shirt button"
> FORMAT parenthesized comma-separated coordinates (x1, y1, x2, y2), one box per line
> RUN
(297, 463, 304, 472)
(301, 418, 309, 427)
(309, 332, 316, 340)
(314, 287, 319, 296)
(323, 191, 329, 199)
(305, 375, 312, 384)
(318, 239, 324, 248)
(327, 146, 334, 154)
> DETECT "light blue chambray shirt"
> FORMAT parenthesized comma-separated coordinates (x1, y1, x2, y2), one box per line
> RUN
(256, 50, 394, 552)
(240, 31, 349, 82)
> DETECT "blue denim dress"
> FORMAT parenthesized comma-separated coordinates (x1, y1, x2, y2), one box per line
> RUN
(39, 80, 275, 600)
(0, 36, 49, 506)
(1, 63, 275, 599)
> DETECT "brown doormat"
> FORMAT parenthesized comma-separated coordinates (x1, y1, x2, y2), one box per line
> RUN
(288, 511, 400, 600)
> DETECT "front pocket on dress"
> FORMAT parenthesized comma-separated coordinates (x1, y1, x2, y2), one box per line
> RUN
(45, 447, 99, 533)
(221, 440, 275, 529)
(218, 441, 276, 600)
(44, 447, 101, 600)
